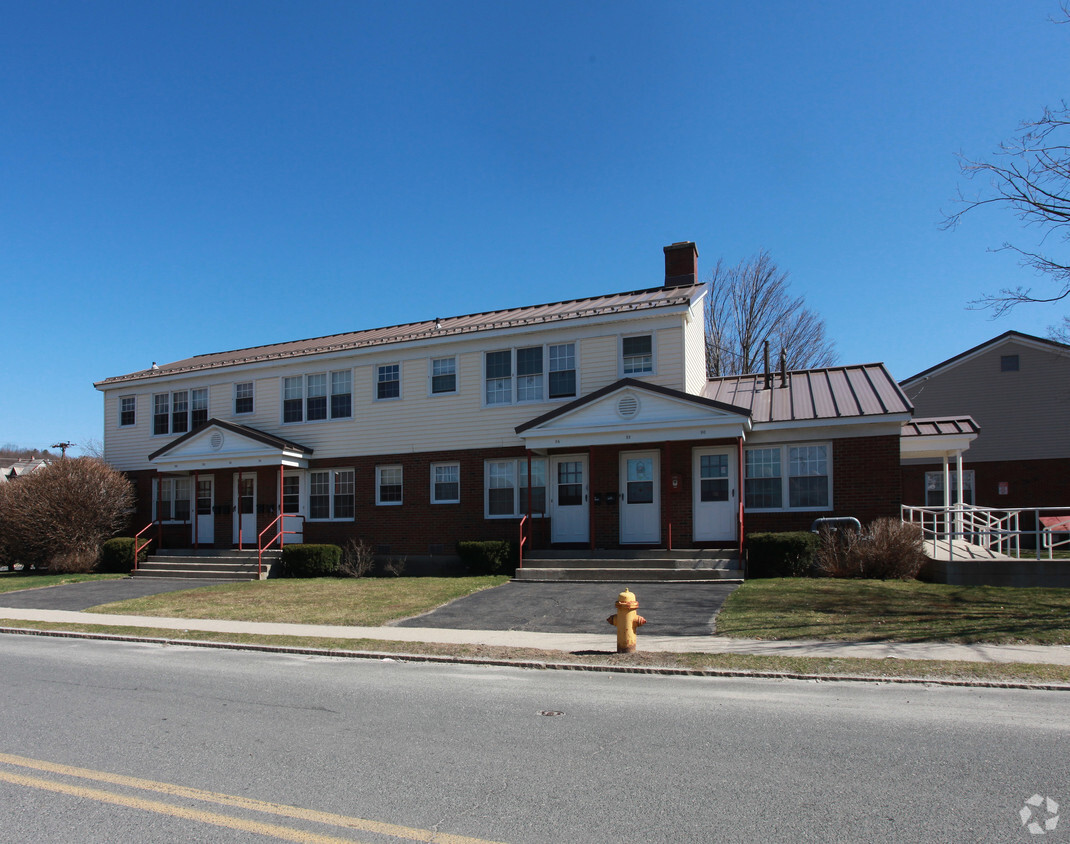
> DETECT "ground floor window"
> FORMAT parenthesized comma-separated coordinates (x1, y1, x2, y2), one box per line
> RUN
(485, 458, 546, 518)
(309, 469, 355, 520)
(744, 443, 831, 511)
(925, 470, 974, 506)
(431, 462, 460, 503)
(154, 477, 191, 523)
(376, 465, 403, 505)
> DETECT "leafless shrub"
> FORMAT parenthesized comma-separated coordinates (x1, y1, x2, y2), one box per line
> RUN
(340, 538, 376, 578)
(0, 457, 134, 571)
(384, 556, 407, 577)
(814, 518, 926, 580)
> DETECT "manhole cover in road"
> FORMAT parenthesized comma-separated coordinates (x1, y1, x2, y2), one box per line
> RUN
(539, 710, 564, 717)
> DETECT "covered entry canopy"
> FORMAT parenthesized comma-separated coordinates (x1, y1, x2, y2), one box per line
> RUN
(515, 378, 752, 450)
(147, 418, 314, 471)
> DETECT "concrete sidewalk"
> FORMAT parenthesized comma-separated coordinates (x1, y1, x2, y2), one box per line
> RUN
(2, 606, 1070, 666)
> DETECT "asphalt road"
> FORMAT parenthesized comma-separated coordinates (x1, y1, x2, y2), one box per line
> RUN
(1, 635, 1067, 843)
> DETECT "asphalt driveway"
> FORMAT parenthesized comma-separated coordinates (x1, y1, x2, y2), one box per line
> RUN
(392, 581, 740, 637)
(0, 578, 237, 612)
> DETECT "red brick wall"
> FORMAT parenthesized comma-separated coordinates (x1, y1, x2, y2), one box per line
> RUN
(902, 458, 1070, 510)
(122, 433, 903, 553)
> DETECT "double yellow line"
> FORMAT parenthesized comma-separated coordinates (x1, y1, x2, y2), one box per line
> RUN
(0, 752, 505, 844)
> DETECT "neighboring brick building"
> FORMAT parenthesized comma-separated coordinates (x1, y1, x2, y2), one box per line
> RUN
(95, 241, 917, 556)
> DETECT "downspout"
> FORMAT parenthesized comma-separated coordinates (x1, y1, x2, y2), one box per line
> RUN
(664, 441, 672, 550)
(737, 436, 745, 559)
(588, 448, 594, 550)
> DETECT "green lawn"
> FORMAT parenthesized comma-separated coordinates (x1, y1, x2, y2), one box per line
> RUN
(716, 578, 1070, 645)
(89, 576, 510, 627)
(0, 572, 127, 595)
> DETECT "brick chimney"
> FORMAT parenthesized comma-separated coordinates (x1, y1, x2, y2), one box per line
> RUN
(663, 241, 698, 288)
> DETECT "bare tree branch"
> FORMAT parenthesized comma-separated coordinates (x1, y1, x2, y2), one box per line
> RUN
(704, 250, 837, 377)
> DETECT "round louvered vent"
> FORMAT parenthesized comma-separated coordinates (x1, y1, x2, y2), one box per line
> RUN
(617, 394, 640, 419)
(209, 432, 224, 451)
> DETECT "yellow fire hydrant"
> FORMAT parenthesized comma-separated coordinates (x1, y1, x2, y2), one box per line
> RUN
(607, 588, 646, 653)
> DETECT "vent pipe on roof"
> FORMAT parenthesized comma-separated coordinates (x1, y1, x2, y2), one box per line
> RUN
(779, 348, 788, 388)
(763, 341, 772, 390)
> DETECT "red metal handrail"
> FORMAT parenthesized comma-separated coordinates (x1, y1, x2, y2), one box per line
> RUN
(133, 521, 160, 572)
(257, 513, 305, 578)
(518, 515, 528, 569)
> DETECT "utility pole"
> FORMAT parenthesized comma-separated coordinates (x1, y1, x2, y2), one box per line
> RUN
(51, 441, 74, 457)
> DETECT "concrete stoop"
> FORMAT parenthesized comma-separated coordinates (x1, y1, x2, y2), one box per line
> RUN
(133, 548, 281, 581)
(515, 549, 742, 582)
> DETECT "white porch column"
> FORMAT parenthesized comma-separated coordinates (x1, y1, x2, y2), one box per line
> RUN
(942, 456, 951, 540)
(955, 451, 965, 537)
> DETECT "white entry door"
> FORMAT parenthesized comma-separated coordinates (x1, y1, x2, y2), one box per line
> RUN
(693, 447, 738, 542)
(233, 472, 257, 546)
(281, 472, 304, 544)
(550, 455, 589, 543)
(620, 451, 660, 544)
(194, 476, 214, 545)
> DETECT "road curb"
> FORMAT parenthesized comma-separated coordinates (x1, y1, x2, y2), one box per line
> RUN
(3, 624, 1069, 692)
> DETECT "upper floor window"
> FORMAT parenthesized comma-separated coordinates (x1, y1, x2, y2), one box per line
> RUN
(283, 372, 352, 423)
(622, 335, 653, 375)
(119, 396, 136, 427)
(485, 344, 577, 405)
(234, 382, 254, 415)
(1001, 354, 1020, 372)
(153, 388, 208, 436)
(431, 357, 457, 394)
(377, 364, 400, 400)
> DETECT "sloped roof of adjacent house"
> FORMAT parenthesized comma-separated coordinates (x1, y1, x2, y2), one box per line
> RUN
(96, 283, 703, 387)
(702, 364, 913, 423)
(900, 330, 1070, 385)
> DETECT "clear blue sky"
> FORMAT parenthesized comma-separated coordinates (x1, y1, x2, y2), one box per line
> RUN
(3, 1, 1067, 455)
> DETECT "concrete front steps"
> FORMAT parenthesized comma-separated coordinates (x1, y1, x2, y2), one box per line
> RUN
(133, 549, 281, 581)
(515, 549, 743, 582)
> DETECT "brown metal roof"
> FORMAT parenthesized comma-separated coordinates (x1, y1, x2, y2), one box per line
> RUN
(901, 417, 980, 438)
(97, 283, 702, 387)
(702, 364, 913, 422)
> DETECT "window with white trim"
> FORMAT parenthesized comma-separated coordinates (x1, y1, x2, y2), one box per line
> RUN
(152, 388, 208, 436)
(744, 443, 831, 511)
(377, 364, 400, 400)
(484, 345, 577, 405)
(484, 458, 547, 518)
(376, 465, 403, 505)
(308, 469, 355, 520)
(431, 357, 457, 394)
(119, 396, 136, 427)
(154, 477, 191, 523)
(234, 382, 254, 415)
(431, 462, 460, 503)
(283, 372, 352, 423)
(622, 335, 653, 374)
(925, 470, 975, 506)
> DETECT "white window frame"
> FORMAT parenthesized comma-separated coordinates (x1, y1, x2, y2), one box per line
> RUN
(307, 468, 355, 521)
(234, 382, 254, 415)
(119, 396, 136, 427)
(430, 356, 458, 395)
(190, 387, 208, 429)
(743, 442, 833, 512)
(376, 364, 401, 401)
(483, 458, 547, 519)
(376, 465, 403, 505)
(331, 370, 353, 419)
(483, 345, 578, 406)
(620, 334, 654, 376)
(431, 462, 460, 504)
(152, 388, 207, 436)
(282, 372, 353, 423)
(153, 477, 192, 523)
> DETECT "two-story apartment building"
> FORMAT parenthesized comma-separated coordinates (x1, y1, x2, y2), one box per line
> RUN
(95, 242, 914, 556)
